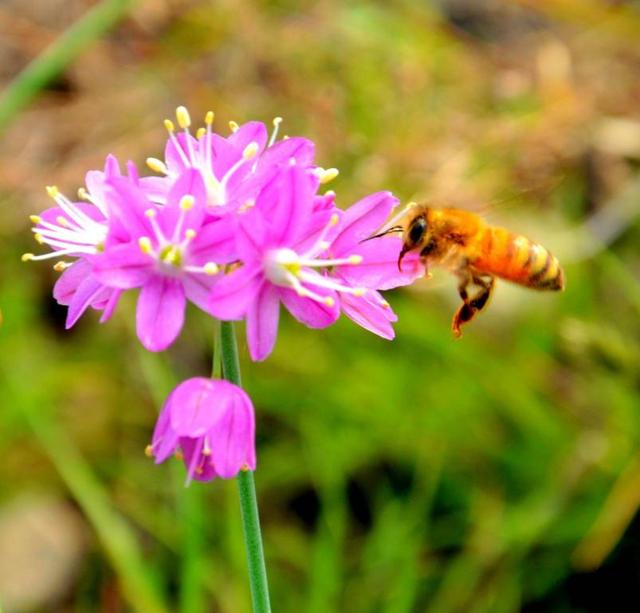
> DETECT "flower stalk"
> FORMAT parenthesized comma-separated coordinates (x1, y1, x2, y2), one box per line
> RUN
(220, 321, 271, 613)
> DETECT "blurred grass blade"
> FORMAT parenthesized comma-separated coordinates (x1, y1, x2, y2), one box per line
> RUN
(0, 0, 135, 133)
(2, 370, 166, 613)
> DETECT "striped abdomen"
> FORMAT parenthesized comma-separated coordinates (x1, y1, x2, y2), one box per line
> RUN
(473, 226, 564, 291)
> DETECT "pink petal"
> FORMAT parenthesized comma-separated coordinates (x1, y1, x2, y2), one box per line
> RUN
(280, 285, 339, 329)
(182, 273, 218, 313)
(246, 282, 280, 361)
(151, 404, 180, 463)
(159, 169, 206, 235)
(228, 121, 268, 154)
(137, 176, 169, 204)
(260, 137, 315, 168)
(65, 276, 109, 328)
(189, 219, 237, 265)
(331, 191, 398, 256)
(340, 291, 397, 340)
(180, 437, 217, 482)
(183, 436, 206, 485)
(207, 385, 256, 478)
(104, 178, 153, 239)
(99, 289, 122, 323)
(208, 265, 264, 321)
(93, 243, 152, 289)
(167, 378, 223, 436)
(236, 208, 269, 262)
(337, 237, 424, 291)
(165, 133, 198, 175)
(136, 276, 186, 351)
(210, 134, 242, 178)
(256, 164, 317, 245)
(53, 260, 93, 305)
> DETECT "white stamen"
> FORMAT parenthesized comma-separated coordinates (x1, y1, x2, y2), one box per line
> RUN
(268, 117, 283, 147)
(303, 213, 340, 258)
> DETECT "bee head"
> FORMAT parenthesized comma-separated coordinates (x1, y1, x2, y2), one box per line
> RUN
(398, 212, 429, 271)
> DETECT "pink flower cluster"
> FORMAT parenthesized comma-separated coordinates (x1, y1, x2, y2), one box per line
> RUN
(25, 106, 423, 482)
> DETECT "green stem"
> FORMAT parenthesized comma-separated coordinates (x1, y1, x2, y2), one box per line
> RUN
(219, 321, 272, 613)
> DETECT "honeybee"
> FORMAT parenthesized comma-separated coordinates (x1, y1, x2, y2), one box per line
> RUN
(369, 204, 565, 337)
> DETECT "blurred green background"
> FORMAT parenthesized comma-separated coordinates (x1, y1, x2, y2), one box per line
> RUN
(1, 1, 640, 611)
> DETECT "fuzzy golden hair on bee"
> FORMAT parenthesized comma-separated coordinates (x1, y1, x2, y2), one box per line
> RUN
(365, 203, 565, 337)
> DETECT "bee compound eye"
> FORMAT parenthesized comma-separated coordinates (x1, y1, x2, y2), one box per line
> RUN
(408, 217, 427, 246)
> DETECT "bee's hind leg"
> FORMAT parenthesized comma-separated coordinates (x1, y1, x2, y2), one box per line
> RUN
(451, 273, 495, 338)
(451, 272, 473, 338)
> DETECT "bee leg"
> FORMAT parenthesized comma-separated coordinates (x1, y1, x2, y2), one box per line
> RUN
(468, 274, 495, 314)
(451, 274, 495, 338)
(451, 273, 473, 338)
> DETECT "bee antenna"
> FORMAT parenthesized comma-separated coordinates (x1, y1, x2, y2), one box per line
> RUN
(360, 225, 403, 243)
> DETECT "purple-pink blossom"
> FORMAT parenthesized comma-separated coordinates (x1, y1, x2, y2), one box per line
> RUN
(25, 105, 424, 359)
(147, 377, 256, 483)
(93, 169, 235, 351)
(208, 163, 351, 361)
(209, 164, 424, 360)
(141, 106, 321, 214)
(23, 155, 128, 328)
(323, 192, 424, 339)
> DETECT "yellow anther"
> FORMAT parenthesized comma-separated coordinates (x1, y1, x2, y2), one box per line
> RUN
(196, 127, 206, 139)
(184, 229, 197, 239)
(348, 255, 363, 265)
(320, 168, 339, 184)
(138, 237, 153, 254)
(243, 141, 259, 160)
(353, 288, 366, 297)
(229, 120, 239, 133)
(204, 262, 219, 275)
(53, 261, 69, 272)
(29, 215, 42, 224)
(77, 187, 90, 200)
(324, 296, 336, 307)
(329, 213, 339, 226)
(146, 157, 168, 175)
(34, 234, 44, 244)
(283, 135, 290, 140)
(144, 208, 157, 218)
(380, 299, 390, 308)
(56, 216, 69, 227)
(180, 195, 195, 211)
(176, 106, 191, 129)
(164, 119, 175, 133)
(21, 253, 34, 262)
(144, 445, 154, 458)
(46, 185, 59, 199)
(174, 451, 184, 461)
(324, 190, 336, 197)
(239, 199, 256, 212)
(205, 111, 214, 125)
